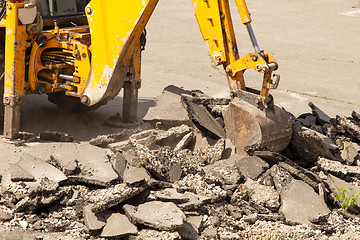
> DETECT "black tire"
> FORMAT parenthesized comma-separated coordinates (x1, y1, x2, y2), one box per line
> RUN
(47, 92, 105, 113)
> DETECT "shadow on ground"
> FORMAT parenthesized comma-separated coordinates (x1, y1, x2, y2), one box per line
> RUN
(14, 94, 155, 141)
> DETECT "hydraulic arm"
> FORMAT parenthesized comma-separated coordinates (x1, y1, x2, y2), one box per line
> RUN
(193, 0, 279, 105)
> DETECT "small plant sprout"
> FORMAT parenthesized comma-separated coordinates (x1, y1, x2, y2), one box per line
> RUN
(334, 188, 360, 211)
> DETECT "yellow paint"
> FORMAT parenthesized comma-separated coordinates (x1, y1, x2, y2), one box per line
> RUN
(4, 2, 27, 97)
(235, 0, 251, 24)
(0, 18, 6, 28)
(27, 25, 92, 95)
(28, 32, 61, 93)
(261, 71, 272, 100)
(218, 0, 246, 91)
(191, 0, 226, 65)
(226, 51, 277, 76)
(226, 51, 278, 99)
(132, 42, 142, 83)
(72, 42, 91, 95)
(82, 0, 159, 106)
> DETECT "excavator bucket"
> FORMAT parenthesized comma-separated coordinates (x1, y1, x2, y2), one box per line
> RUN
(223, 98, 292, 155)
(82, 0, 159, 106)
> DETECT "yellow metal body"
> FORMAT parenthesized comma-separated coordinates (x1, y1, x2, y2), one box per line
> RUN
(235, 0, 251, 24)
(226, 51, 278, 100)
(5, 0, 159, 104)
(3, 2, 27, 138)
(1, 0, 281, 139)
(82, 0, 159, 106)
(4, 2, 27, 97)
(27, 27, 91, 95)
(192, 0, 226, 66)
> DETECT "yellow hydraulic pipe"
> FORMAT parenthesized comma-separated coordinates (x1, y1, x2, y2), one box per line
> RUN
(235, 0, 251, 24)
(235, 0, 260, 53)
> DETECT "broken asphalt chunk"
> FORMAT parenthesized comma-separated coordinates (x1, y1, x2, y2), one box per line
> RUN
(317, 157, 360, 179)
(279, 179, 330, 225)
(100, 213, 137, 238)
(58, 143, 118, 187)
(336, 115, 360, 141)
(155, 125, 193, 149)
(89, 182, 149, 213)
(181, 95, 226, 139)
(111, 152, 127, 180)
(177, 192, 212, 211)
(325, 174, 360, 213)
(308, 102, 332, 125)
(123, 165, 151, 184)
(177, 221, 199, 240)
(169, 163, 183, 183)
(36, 177, 59, 193)
(83, 205, 108, 233)
(123, 201, 186, 231)
(143, 85, 193, 129)
(89, 128, 141, 147)
(40, 131, 74, 142)
(1, 153, 67, 190)
(233, 155, 269, 180)
(289, 122, 336, 163)
(203, 158, 243, 187)
(296, 114, 317, 128)
(148, 188, 191, 204)
(231, 178, 280, 212)
(7, 164, 35, 182)
(340, 141, 360, 165)
(174, 132, 195, 151)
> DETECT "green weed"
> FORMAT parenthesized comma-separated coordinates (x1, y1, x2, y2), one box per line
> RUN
(334, 188, 360, 211)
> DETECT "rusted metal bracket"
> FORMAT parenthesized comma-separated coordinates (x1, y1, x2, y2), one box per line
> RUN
(122, 42, 142, 123)
(3, 95, 24, 139)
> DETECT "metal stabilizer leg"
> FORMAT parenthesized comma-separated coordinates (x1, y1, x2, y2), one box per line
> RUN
(122, 41, 142, 124)
(106, 42, 141, 127)
(105, 41, 142, 128)
(3, 2, 26, 139)
(4, 101, 22, 139)
(122, 80, 140, 123)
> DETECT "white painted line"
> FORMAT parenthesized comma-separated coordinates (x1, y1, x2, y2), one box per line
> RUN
(341, 9, 360, 17)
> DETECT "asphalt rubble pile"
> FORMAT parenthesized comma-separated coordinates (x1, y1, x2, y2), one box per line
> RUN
(0, 85, 360, 239)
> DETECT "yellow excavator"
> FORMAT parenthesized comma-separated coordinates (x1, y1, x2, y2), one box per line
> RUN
(0, 0, 291, 154)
